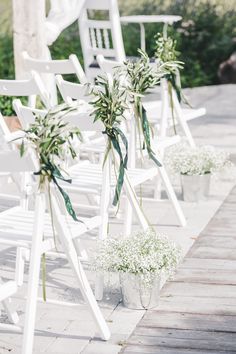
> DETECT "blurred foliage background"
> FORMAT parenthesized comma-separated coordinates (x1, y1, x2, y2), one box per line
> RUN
(0, 0, 236, 90)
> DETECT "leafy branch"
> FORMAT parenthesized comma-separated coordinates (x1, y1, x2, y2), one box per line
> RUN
(155, 33, 189, 133)
(20, 103, 82, 221)
(122, 49, 165, 166)
(88, 74, 129, 206)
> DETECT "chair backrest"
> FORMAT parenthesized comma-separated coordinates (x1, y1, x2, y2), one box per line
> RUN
(0, 72, 50, 109)
(22, 52, 88, 106)
(97, 54, 123, 74)
(0, 150, 36, 173)
(56, 75, 92, 104)
(13, 98, 104, 133)
(22, 52, 87, 83)
(78, 0, 125, 81)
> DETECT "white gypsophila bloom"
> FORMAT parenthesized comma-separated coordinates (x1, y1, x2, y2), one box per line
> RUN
(93, 229, 181, 287)
(165, 142, 233, 176)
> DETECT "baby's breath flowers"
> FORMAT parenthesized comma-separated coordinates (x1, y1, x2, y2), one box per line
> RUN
(165, 142, 233, 176)
(94, 229, 181, 288)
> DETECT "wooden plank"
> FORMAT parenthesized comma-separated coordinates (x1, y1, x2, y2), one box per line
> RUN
(158, 295, 236, 315)
(140, 311, 236, 333)
(187, 246, 236, 260)
(173, 268, 236, 285)
(129, 327, 236, 351)
(123, 186, 236, 354)
(122, 346, 236, 354)
(162, 282, 236, 298)
(180, 258, 236, 271)
(203, 229, 236, 237)
(193, 235, 236, 248)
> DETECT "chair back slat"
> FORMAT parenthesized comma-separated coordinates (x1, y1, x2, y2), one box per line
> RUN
(79, 0, 125, 81)
(0, 73, 50, 109)
(22, 52, 87, 84)
(56, 75, 91, 103)
(97, 54, 122, 74)
(14, 98, 104, 133)
(0, 151, 35, 173)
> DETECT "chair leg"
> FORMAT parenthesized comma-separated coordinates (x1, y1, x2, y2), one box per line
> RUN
(158, 166, 187, 227)
(51, 194, 110, 341)
(95, 156, 110, 301)
(2, 298, 19, 324)
(60, 239, 110, 340)
(123, 196, 133, 237)
(172, 92, 196, 148)
(21, 193, 45, 354)
(123, 172, 149, 231)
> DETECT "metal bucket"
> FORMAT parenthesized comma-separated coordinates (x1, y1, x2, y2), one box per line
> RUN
(181, 174, 211, 202)
(120, 273, 160, 310)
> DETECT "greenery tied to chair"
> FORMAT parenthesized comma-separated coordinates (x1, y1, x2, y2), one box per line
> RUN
(154, 34, 186, 133)
(122, 49, 166, 167)
(20, 103, 83, 221)
(89, 75, 129, 206)
(19, 103, 83, 301)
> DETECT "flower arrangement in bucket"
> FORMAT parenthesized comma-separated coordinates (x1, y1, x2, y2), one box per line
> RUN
(94, 229, 181, 309)
(165, 142, 233, 202)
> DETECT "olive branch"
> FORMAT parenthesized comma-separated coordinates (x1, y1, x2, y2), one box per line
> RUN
(19, 103, 83, 301)
(20, 103, 83, 221)
(155, 33, 189, 133)
(88, 74, 129, 206)
(121, 49, 166, 167)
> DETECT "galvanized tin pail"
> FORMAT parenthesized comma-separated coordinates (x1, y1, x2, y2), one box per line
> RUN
(120, 273, 160, 310)
(181, 174, 211, 202)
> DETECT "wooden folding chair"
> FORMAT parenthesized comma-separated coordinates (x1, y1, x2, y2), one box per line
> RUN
(22, 52, 87, 106)
(0, 145, 111, 354)
(0, 73, 51, 204)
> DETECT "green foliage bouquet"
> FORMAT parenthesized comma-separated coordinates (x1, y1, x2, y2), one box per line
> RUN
(89, 74, 129, 206)
(20, 103, 82, 221)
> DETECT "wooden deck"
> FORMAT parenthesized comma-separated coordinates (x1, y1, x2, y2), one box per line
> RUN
(121, 185, 236, 354)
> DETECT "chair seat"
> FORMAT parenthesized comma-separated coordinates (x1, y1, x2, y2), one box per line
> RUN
(143, 100, 206, 123)
(69, 162, 158, 189)
(89, 56, 156, 68)
(80, 135, 179, 155)
(0, 206, 101, 247)
(0, 280, 18, 302)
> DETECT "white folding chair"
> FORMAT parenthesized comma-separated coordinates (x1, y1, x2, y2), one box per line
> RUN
(97, 54, 206, 148)
(78, 0, 126, 81)
(22, 52, 87, 106)
(0, 74, 51, 203)
(79, 0, 181, 81)
(0, 148, 111, 353)
(0, 72, 50, 109)
(56, 75, 186, 231)
(144, 79, 206, 148)
(12, 98, 153, 300)
(96, 55, 188, 221)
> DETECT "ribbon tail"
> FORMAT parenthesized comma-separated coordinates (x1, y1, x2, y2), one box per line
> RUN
(141, 105, 162, 167)
(112, 163, 125, 207)
(52, 177, 81, 222)
(110, 135, 126, 206)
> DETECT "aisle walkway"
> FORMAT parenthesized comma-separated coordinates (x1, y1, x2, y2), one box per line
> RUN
(121, 185, 236, 354)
